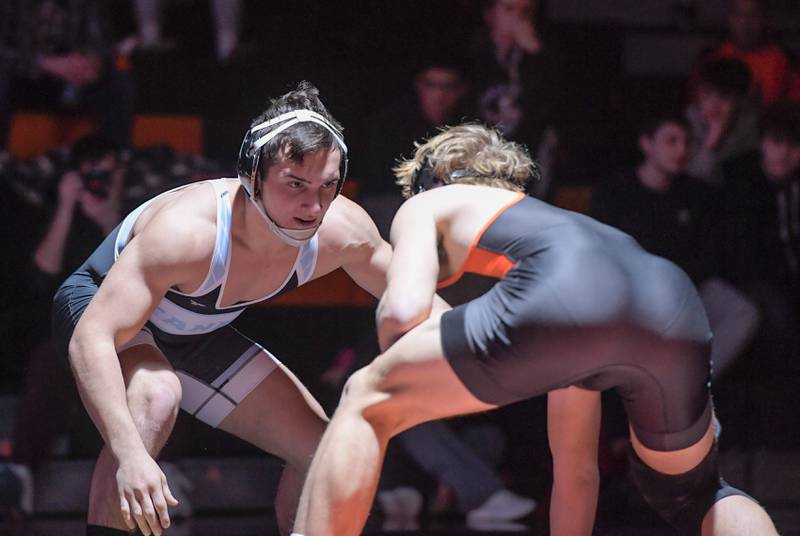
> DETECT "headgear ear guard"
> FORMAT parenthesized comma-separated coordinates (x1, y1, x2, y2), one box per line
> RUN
(410, 161, 472, 195)
(236, 109, 349, 246)
(237, 109, 349, 200)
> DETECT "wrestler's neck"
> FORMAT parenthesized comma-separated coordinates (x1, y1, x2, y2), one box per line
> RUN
(235, 187, 307, 254)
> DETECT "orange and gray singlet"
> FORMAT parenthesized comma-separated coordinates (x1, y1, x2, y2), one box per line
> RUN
(437, 193, 713, 452)
(52, 179, 319, 427)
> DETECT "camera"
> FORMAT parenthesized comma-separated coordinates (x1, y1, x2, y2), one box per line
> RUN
(80, 168, 112, 199)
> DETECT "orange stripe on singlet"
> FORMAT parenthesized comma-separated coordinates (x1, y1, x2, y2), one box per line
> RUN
(437, 192, 526, 289)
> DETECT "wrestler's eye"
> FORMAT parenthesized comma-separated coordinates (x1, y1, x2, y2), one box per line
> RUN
(321, 179, 338, 189)
(288, 180, 304, 189)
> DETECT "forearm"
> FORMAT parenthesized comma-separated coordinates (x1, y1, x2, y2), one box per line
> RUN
(69, 331, 146, 459)
(549, 468, 599, 536)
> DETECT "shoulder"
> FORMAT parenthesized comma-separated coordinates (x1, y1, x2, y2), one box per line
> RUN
(317, 195, 385, 254)
(128, 182, 219, 268)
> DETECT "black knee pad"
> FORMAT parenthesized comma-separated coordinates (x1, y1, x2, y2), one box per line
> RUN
(627, 441, 756, 535)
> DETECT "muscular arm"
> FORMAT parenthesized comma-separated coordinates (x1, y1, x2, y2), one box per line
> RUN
(547, 387, 602, 536)
(337, 200, 394, 300)
(68, 212, 211, 461)
(376, 197, 440, 351)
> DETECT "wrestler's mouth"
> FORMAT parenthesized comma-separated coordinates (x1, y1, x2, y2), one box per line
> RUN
(293, 217, 318, 227)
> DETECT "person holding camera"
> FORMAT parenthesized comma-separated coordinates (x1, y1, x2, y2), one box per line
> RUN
(4, 134, 124, 517)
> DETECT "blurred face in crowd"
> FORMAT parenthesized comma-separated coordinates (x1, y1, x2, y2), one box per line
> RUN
(414, 67, 466, 127)
(697, 87, 738, 127)
(639, 121, 690, 176)
(761, 135, 800, 183)
(78, 153, 121, 200)
(484, 0, 535, 45)
(728, 0, 766, 50)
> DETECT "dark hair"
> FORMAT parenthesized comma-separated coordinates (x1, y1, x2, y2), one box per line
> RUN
(698, 58, 752, 98)
(250, 81, 344, 174)
(70, 134, 119, 168)
(413, 47, 469, 80)
(760, 100, 800, 144)
(638, 109, 690, 137)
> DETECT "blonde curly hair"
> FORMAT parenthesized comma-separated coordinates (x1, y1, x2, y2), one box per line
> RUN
(393, 124, 539, 199)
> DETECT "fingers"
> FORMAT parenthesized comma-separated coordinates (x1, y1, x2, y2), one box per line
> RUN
(119, 492, 136, 530)
(151, 486, 171, 530)
(129, 489, 163, 536)
(162, 474, 180, 506)
(129, 490, 150, 536)
(140, 492, 161, 536)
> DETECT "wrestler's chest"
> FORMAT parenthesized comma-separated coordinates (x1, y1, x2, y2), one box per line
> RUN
(221, 248, 298, 305)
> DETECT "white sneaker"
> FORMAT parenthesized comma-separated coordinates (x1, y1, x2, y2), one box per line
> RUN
(466, 489, 536, 525)
(377, 486, 423, 531)
(7, 463, 34, 515)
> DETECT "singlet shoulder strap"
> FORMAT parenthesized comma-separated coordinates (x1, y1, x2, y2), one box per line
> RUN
(294, 234, 319, 286)
(188, 178, 233, 296)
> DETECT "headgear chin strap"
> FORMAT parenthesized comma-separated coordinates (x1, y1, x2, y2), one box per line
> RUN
(237, 109, 348, 246)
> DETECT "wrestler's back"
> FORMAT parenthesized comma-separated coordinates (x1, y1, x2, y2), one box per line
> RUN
(429, 184, 709, 342)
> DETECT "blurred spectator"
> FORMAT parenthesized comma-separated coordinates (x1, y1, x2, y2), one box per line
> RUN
(360, 54, 470, 239)
(690, 0, 800, 105)
(716, 101, 800, 448)
(133, 0, 243, 62)
(378, 420, 536, 531)
(686, 57, 760, 184)
(722, 101, 800, 291)
(468, 0, 559, 149)
(5, 134, 124, 515)
(0, 135, 220, 516)
(0, 1, 135, 149)
(591, 109, 760, 377)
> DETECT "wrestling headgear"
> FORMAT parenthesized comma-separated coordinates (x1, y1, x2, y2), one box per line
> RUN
(410, 161, 472, 195)
(237, 109, 348, 246)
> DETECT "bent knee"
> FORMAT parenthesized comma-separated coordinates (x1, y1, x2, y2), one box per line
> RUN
(339, 365, 399, 426)
(127, 370, 182, 423)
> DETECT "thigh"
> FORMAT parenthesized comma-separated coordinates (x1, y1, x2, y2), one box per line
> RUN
(217, 356, 328, 465)
(364, 312, 496, 430)
(117, 336, 180, 395)
(162, 325, 278, 427)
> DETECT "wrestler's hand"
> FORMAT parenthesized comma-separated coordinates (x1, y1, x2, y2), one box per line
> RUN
(116, 452, 178, 536)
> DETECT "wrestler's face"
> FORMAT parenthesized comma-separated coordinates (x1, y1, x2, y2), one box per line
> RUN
(259, 147, 341, 229)
(761, 135, 800, 183)
(640, 122, 689, 176)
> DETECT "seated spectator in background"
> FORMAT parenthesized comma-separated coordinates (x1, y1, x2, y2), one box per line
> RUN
(360, 54, 470, 239)
(592, 109, 760, 377)
(4, 135, 126, 516)
(469, 0, 559, 147)
(133, 0, 243, 62)
(720, 102, 800, 405)
(687, 58, 760, 184)
(0, 1, 135, 150)
(1, 134, 217, 517)
(690, 0, 800, 105)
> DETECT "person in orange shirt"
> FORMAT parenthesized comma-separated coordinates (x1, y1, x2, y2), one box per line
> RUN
(690, 0, 800, 105)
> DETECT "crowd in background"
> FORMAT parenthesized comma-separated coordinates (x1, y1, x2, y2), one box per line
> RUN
(1, 0, 799, 531)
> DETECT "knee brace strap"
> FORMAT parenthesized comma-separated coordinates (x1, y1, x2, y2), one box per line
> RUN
(627, 442, 755, 535)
